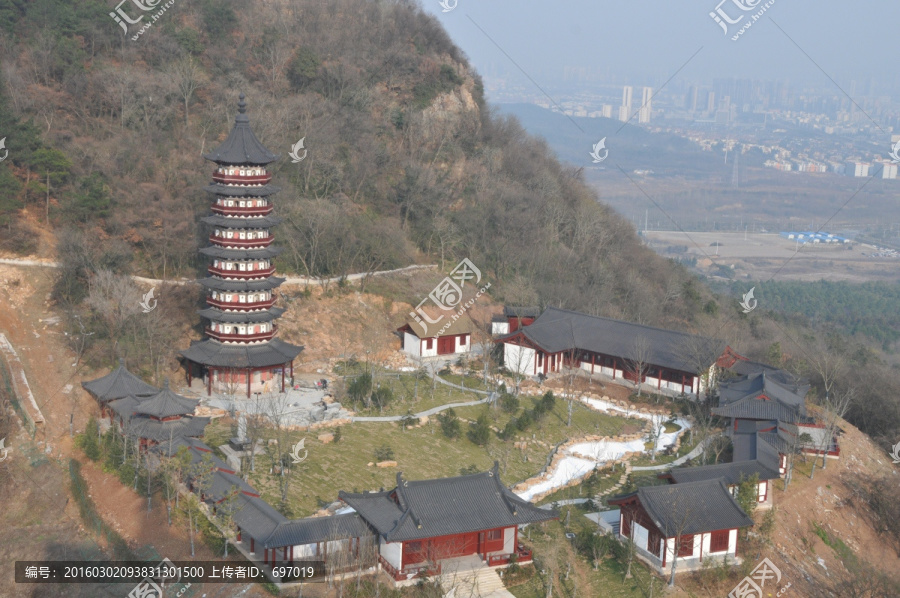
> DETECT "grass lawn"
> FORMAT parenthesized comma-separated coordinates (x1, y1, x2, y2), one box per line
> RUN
(438, 372, 493, 391)
(335, 368, 489, 417)
(206, 390, 645, 517)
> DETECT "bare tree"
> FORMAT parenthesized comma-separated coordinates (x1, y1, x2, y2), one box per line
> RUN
(661, 493, 695, 587)
(810, 387, 854, 478)
(167, 55, 206, 127)
(626, 335, 653, 399)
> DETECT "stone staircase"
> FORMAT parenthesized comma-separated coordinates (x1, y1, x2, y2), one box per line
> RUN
(438, 557, 514, 598)
(595, 462, 632, 501)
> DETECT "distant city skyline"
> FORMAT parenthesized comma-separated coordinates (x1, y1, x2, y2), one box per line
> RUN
(423, 1, 900, 100)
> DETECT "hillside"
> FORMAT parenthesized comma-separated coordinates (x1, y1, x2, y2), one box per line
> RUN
(0, 0, 703, 330)
(2, 264, 900, 597)
(0, 0, 899, 596)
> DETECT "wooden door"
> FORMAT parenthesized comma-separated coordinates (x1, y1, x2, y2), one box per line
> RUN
(437, 335, 455, 355)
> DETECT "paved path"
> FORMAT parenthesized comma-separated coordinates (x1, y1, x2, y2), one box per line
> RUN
(0, 258, 436, 287)
(630, 437, 708, 471)
(431, 372, 492, 396)
(351, 394, 494, 422)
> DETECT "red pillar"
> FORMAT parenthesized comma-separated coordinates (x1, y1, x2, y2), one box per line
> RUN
(290, 360, 293, 379)
(281, 366, 285, 392)
(207, 368, 212, 395)
(591, 353, 595, 375)
(247, 370, 251, 398)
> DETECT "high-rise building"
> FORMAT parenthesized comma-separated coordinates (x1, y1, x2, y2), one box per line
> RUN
(639, 86, 652, 123)
(622, 85, 633, 108)
(619, 85, 633, 122)
(181, 93, 303, 397)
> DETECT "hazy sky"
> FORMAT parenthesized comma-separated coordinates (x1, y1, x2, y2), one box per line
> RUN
(421, 1, 900, 93)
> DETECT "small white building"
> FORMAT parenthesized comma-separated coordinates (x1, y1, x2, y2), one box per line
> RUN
(397, 313, 474, 358)
(608, 479, 754, 575)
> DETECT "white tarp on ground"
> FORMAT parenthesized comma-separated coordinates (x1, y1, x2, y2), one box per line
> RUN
(513, 397, 692, 502)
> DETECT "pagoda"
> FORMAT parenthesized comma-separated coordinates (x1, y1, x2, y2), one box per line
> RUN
(181, 93, 303, 397)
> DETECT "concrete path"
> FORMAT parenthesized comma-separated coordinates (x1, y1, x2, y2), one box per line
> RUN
(631, 437, 708, 471)
(432, 372, 492, 396)
(0, 258, 436, 287)
(351, 394, 494, 422)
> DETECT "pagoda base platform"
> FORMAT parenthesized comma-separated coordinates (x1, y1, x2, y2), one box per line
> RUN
(181, 338, 303, 397)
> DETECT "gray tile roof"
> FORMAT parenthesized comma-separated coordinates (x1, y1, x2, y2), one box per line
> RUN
(208, 469, 259, 502)
(199, 246, 283, 260)
(339, 465, 557, 542)
(125, 415, 210, 443)
(263, 513, 372, 549)
(758, 428, 794, 455)
(203, 183, 280, 197)
(203, 94, 278, 166)
(712, 398, 806, 424)
(107, 395, 140, 419)
(501, 307, 725, 374)
(198, 276, 285, 292)
(667, 460, 779, 485)
(729, 360, 809, 393)
(180, 338, 303, 369)
(732, 430, 783, 473)
(621, 479, 754, 536)
(81, 360, 159, 403)
(200, 214, 282, 229)
(186, 443, 233, 473)
(196, 307, 285, 324)
(232, 494, 288, 540)
(718, 372, 807, 408)
(133, 383, 198, 418)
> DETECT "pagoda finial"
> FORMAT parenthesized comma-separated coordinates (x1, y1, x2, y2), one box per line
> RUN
(238, 92, 247, 114)
(118, 357, 125, 368)
(163, 378, 170, 389)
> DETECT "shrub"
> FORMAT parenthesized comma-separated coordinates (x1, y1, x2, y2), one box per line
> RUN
(516, 410, 534, 431)
(287, 46, 321, 90)
(468, 415, 491, 446)
(501, 420, 519, 440)
(459, 464, 480, 475)
(539, 391, 556, 412)
(75, 417, 101, 461)
(437, 408, 461, 439)
(373, 445, 394, 461)
(499, 393, 519, 414)
(347, 372, 372, 405)
(370, 386, 393, 410)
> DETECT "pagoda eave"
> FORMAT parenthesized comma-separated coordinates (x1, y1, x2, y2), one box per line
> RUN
(181, 338, 303, 369)
(197, 306, 285, 323)
(201, 214, 283, 228)
(198, 276, 286, 292)
(203, 183, 281, 197)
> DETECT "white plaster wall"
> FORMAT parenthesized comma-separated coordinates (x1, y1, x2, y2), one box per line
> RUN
(421, 337, 438, 358)
(456, 334, 471, 353)
(504, 343, 535, 375)
(503, 527, 515, 554)
(402, 332, 421, 357)
(492, 321, 509, 335)
(380, 541, 402, 570)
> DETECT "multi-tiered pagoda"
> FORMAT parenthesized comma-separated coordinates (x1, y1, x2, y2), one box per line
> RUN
(181, 93, 303, 397)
